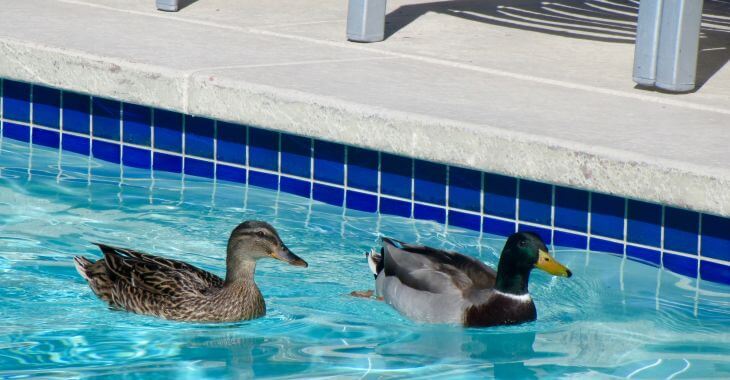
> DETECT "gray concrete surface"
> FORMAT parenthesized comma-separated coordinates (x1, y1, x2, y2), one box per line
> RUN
(1, 0, 729, 216)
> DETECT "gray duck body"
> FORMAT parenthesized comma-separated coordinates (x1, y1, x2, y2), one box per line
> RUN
(370, 233, 571, 327)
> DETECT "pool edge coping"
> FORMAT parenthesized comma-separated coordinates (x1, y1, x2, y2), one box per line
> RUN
(1, 37, 729, 218)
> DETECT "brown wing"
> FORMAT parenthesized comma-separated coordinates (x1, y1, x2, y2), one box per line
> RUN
(96, 243, 224, 293)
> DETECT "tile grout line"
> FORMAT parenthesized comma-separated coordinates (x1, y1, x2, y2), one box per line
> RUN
(620, 198, 629, 292)
(376, 151, 382, 214)
(515, 178, 521, 233)
(694, 213, 704, 316)
(478, 171, 486, 240)
(660, 205, 666, 269)
(550, 184, 556, 250)
(444, 165, 451, 229)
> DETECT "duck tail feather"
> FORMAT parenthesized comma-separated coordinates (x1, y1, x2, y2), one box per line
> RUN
(73, 256, 93, 281)
(366, 249, 383, 277)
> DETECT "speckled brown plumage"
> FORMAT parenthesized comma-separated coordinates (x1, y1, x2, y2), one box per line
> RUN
(74, 221, 307, 322)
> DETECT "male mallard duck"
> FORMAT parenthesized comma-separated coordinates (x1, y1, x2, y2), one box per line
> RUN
(359, 232, 571, 327)
(74, 221, 307, 322)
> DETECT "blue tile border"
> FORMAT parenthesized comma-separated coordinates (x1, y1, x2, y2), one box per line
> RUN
(2, 78, 730, 286)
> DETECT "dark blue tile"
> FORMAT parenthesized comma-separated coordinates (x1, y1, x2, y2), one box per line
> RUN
(92, 140, 120, 163)
(518, 224, 552, 245)
(555, 186, 589, 232)
(216, 122, 246, 165)
(380, 153, 412, 199)
(2, 122, 30, 142)
(32, 86, 60, 128)
(281, 134, 311, 178)
(414, 160, 446, 205)
(62, 134, 89, 155)
(313, 183, 344, 207)
(589, 238, 623, 256)
(379, 197, 411, 217)
(627, 200, 662, 247)
(92, 98, 120, 140)
(664, 207, 699, 254)
(414, 203, 446, 224)
(626, 245, 660, 267)
(153, 109, 183, 152)
(313, 140, 344, 184)
(346, 190, 377, 213)
(700, 260, 730, 285)
(153, 152, 182, 173)
(519, 180, 552, 225)
(280, 176, 311, 198)
(664, 254, 697, 278)
(122, 146, 151, 169)
(483, 217, 515, 237)
(449, 167, 481, 212)
(591, 193, 625, 239)
(700, 214, 730, 262)
(249, 127, 279, 171)
(62, 92, 91, 134)
(249, 170, 278, 190)
(554, 231, 588, 250)
(122, 103, 151, 146)
(484, 173, 517, 219)
(216, 164, 246, 184)
(347, 147, 378, 192)
(3, 80, 30, 122)
(32, 128, 59, 148)
(449, 210, 481, 232)
(184, 116, 214, 159)
(184, 157, 214, 178)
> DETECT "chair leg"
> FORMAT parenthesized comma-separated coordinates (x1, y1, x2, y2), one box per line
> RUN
(633, 0, 704, 92)
(347, 0, 387, 42)
(157, 0, 180, 12)
(633, 0, 664, 87)
(655, 0, 704, 92)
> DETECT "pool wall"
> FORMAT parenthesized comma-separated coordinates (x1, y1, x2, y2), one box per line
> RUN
(2, 78, 729, 285)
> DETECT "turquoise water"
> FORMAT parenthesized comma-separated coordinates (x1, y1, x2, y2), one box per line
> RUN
(0, 138, 729, 379)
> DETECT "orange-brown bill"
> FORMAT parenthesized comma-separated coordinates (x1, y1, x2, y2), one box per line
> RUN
(535, 249, 572, 277)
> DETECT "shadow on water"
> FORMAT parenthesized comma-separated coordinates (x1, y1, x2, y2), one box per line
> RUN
(384, 0, 730, 90)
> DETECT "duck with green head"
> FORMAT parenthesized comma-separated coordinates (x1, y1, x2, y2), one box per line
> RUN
(356, 232, 571, 327)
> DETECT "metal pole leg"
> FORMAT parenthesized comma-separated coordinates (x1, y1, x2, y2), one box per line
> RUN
(655, 0, 704, 92)
(157, 0, 180, 12)
(347, 0, 387, 42)
(633, 0, 664, 87)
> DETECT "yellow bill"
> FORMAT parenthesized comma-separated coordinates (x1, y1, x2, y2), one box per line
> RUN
(535, 249, 572, 277)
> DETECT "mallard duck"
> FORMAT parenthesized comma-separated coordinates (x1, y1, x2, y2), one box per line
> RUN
(74, 221, 307, 322)
(359, 232, 571, 327)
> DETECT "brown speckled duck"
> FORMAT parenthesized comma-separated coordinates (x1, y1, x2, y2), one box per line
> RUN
(358, 232, 571, 327)
(74, 221, 307, 322)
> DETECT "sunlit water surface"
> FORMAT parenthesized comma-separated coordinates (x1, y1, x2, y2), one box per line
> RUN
(0, 139, 729, 379)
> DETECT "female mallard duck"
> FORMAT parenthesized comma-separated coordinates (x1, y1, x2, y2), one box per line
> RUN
(358, 232, 571, 327)
(74, 221, 307, 322)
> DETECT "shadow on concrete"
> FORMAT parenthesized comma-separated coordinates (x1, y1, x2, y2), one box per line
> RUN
(385, 0, 730, 89)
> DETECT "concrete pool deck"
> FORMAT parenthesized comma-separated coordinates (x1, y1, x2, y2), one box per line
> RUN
(1, 0, 729, 216)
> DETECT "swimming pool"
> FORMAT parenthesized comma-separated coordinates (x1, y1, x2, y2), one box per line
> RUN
(1, 138, 729, 378)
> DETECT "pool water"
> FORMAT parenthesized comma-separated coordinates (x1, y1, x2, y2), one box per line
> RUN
(0, 138, 729, 379)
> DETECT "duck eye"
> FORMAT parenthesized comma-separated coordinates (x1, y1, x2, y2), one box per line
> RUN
(256, 231, 265, 237)
(518, 240, 527, 248)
